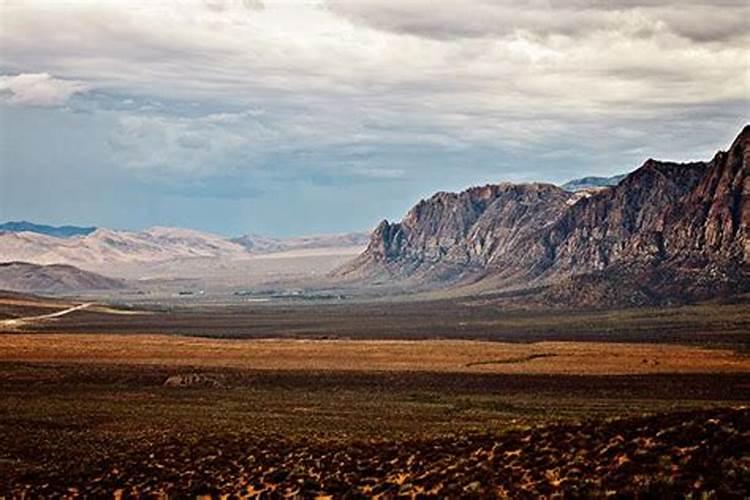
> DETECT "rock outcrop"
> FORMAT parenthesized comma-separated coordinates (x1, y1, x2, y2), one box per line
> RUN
(338, 126, 750, 305)
(338, 183, 570, 284)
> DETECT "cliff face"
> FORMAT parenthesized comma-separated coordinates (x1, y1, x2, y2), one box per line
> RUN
(338, 183, 570, 283)
(529, 127, 748, 289)
(665, 128, 749, 265)
(530, 160, 709, 278)
(338, 126, 749, 305)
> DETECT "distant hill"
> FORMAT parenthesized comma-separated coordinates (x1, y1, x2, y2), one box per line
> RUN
(0, 221, 96, 238)
(0, 224, 370, 273)
(0, 262, 125, 293)
(561, 174, 626, 192)
(337, 126, 749, 307)
(231, 232, 370, 253)
(0, 227, 248, 269)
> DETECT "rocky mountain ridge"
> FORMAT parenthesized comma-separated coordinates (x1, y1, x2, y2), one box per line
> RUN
(338, 126, 749, 305)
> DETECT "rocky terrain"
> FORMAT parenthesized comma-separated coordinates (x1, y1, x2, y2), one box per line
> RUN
(0, 262, 125, 293)
(339, 126, 749, 306)
(338, 183, 572, 284)
(5, 407, 747, 498)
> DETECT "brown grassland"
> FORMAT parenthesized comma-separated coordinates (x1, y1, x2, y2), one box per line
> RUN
(1, 334, 749, 375)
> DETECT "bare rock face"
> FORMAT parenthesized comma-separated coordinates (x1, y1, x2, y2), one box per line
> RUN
(526, 126, 749, 302)
(339, 126, 749, 306)
(537, 128, 748, 278)
(337, 183, 570, 283)
(534, 159, 708, 277)
(665, 127, 749, 265)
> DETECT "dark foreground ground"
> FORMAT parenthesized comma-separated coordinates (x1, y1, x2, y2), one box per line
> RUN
(1, 362, 749, 498)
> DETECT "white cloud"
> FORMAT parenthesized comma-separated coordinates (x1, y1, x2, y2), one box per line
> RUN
(0, 0, 747, 179)
(0, 73, 90, 107)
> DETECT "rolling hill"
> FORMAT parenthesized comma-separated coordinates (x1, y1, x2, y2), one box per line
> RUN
(0, 262, 125, 294)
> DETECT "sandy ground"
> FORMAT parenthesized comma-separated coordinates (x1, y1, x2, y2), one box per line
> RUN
(1, 334, 748, 375)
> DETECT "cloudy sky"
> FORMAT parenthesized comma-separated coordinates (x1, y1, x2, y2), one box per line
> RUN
(0, 0, 747, 236)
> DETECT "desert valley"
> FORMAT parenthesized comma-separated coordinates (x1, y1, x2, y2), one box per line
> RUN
(2, 0, 749, 496)
(0, 127, 748, 497)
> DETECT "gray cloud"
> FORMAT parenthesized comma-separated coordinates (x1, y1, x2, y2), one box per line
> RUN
(0, 0, 747, 234)
(326, 0, 749, 43)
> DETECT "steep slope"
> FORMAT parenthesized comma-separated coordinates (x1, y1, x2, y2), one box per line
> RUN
(522, 126, 748, 303)
(528, 159, 709, 278)
(0, 221, 96, 238)
(340, 126, 749, 305)
(337, 183, 570, 283)
(0, 262, 125, 293)
(665, 128, 749, 265)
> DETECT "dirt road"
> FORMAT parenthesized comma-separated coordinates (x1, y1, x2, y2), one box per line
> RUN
(0, 302, 93, 328)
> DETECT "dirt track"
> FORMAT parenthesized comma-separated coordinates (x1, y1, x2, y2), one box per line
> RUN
(0, 302, 92, 327)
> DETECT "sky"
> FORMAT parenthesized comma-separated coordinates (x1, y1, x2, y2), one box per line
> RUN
(0, 0, 748, 237)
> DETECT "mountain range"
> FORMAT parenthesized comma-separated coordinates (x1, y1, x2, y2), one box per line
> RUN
(0, 226, 369, 271)
(337, 126, 749, 306)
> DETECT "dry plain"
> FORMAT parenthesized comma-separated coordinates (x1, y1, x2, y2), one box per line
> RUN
(1, 294, 749, 497)
(1, 334, 749, 375)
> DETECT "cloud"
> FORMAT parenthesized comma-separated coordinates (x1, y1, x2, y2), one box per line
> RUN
(326, 0, 749, 43)
(108, 113, 244, 175)
(203, 0, 265, 11)
(0, 73, 90, 107)
(1, 0, 747, 192)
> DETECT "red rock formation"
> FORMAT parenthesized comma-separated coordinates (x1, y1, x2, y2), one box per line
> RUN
(338, 126, 749, 306)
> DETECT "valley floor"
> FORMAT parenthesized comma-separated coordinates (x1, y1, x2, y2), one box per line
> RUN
(1, 296, 749, 497)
